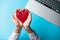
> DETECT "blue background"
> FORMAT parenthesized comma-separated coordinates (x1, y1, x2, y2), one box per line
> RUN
(0, 0, 60, 40)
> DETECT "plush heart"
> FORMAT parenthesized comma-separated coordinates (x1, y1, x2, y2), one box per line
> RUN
(16, 9, 29, 23)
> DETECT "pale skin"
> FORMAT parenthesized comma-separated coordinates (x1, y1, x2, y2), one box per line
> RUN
(12, 12, 33, 34)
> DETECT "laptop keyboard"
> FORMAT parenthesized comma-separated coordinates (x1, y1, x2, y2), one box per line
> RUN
(35, 0, 60, 14)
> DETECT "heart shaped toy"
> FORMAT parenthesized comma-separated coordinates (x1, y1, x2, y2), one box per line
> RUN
(16, 9, 29, 23)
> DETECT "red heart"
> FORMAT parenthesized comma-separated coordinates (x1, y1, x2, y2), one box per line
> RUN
(16, 9, 29, 23)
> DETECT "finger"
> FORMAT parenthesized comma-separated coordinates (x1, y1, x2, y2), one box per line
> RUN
(14, 13, 19, 21)
(14, 12, 22, 23)
(12, 15, 15, 20)
(17, 8, 20, 11)
(14, 13, 19, 20)
(27, 13, 32, 22)
(13, 14, 19, 22)
(24, 13, 32, 24)
(14, 13, 16, 19)
(12, 15, 16, 23)
(14, 13, 22, 24)
(22, 8, 25, 11)
(26, 9, 30, 13)
(12, 15, 19, 25)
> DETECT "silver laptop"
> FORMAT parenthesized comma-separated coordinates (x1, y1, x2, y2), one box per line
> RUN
(25, 0, 60, 26)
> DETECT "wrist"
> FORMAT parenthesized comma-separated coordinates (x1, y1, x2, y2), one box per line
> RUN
(25, 26, 33, 33)
(14, 25, 22, 33)
(16, 25, 22, 29)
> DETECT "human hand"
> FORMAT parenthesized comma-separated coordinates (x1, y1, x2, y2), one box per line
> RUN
(22, 12, 33, 33)
(12, 13, 23, 28)
(23, 12, 32, 29)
